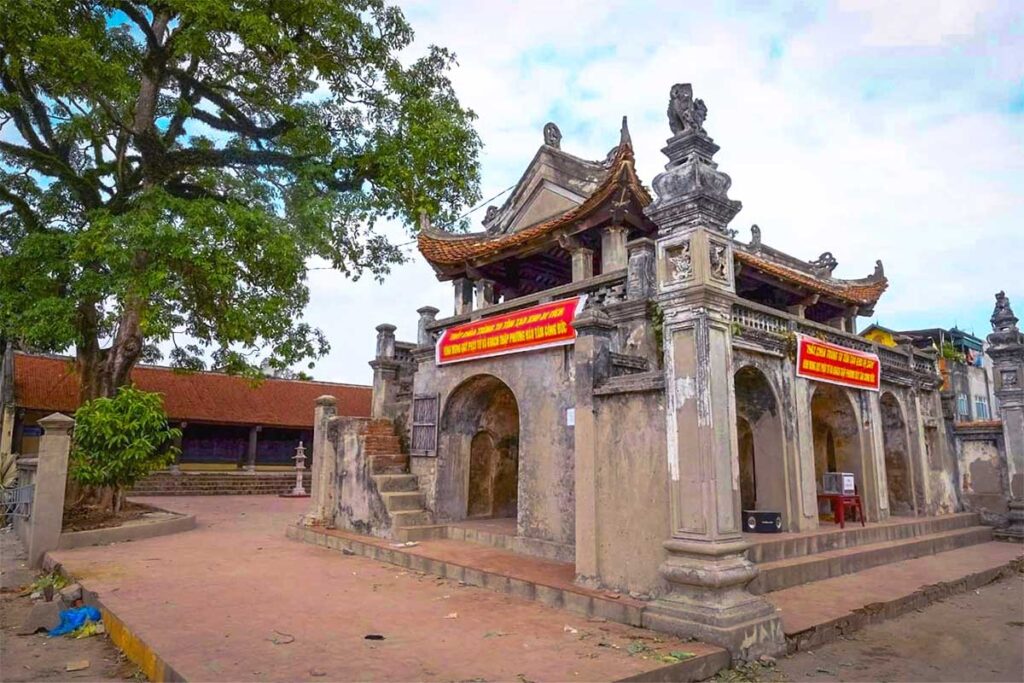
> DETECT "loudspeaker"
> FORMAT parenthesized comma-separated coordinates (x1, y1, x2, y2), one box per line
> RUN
(743, 510, 783, 533)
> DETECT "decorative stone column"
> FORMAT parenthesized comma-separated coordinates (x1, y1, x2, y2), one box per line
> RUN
(642, 82, 783, 659)
(571, 246, 594, 282)
(27, 413, 74, 567)
(626, 238, 656, 300)
(453, 278, 474, 316)
(416, 306, 439, 348)
(304, 396, 338, 526)
(601, 225, 629, 272)
(370, 323, 400, 419)
(572, 306, 616, 587)
(475, 279, 497, 308)
(987, 292, 1024, 541)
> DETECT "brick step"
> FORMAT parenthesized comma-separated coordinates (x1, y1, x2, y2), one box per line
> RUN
(372, 474, 420, 492)
(749, 525, 994, 594)
(747, 512, 981, 564)
(395, 525, 448, 542)
(369, 454, 409, 474)
(381, 491, 425, 513)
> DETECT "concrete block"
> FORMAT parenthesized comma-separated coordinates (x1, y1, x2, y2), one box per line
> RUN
(535, 585, 564, 609)
(507, 578, 536, 602)
(17, 600, 62, 635)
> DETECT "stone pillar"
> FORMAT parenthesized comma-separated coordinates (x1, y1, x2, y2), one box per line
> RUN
(453, 278, 474, 316)
(370, 324, 400, 419)
(864, 390, 890, 521)
(784, 338, 821, 530)
(572, 306, 616, 587)
(626, 238, 656, 300)
(986, 291, 1024, 541)
(245, 425, 260, 473)
(416, 306, 439, 349)
(169, 422, 186, 475)
(571, 247, 594, 282)
(641, 82, 783, 659)
(0, 404, 14, 456)
(304, 396, 338, 526)
(475, 279, 497, 308)
(27, 413, 74, 567)
(601, 225, 629, 273)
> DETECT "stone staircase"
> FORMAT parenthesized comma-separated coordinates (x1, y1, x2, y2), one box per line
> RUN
(748, 513, 993, 594)
(131, 471, 312, 496)
(362, 420, 446, 541)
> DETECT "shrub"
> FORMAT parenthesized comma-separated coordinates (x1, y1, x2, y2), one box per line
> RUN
(72, 386, 180, 512)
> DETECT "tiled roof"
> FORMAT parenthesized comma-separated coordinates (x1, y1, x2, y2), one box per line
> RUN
(13, 354, 371, 429)
(735, 250, 888, 306)
(418, 143, 651, 267)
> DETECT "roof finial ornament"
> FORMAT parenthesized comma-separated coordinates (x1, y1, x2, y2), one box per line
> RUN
(750, 224, 762, 251)
(619, 115, 632, 147)
(873, 259, 885, 280)
(667, 83, 707, 136)
(809, 252, 838, 276)
(543, 122, 562, 149)
(991, 291, 1019, 333)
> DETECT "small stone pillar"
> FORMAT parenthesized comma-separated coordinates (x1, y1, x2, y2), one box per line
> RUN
(169, 421, 186, 475)
(571, 247, 594, 282)
(416, 306, 439, 348)
(642, 82, 783, 659)
(987, 291, 1024, 541)
(27, 413, 74, 567)
(304, 396, 338, 525)
(454, 278, 474, 316)
(370, 324, 400, 419)
(601, 225, 629, 272)
(573, 306, 616, 587)
(244, 425, 260, 473)
(475, 279, 497, 308)
(626, 238, 656, 300)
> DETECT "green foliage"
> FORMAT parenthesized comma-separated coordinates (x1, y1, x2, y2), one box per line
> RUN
(71, 386, 179, 500)
(0, 0, 481, 380)
(941, 341, 966, 364)
(647, 300, 665, 368)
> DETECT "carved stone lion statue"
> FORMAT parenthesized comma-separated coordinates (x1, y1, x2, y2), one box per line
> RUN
(667, 83, 708, 136)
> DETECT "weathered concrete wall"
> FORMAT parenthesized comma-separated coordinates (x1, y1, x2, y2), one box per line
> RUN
(955, 431, 1008, 525)
(921, 390, 960, 514)
(414, 345, 577, 549)
(331, 417, 393, 538)
(590, 389, 670, 595)
(879, 391, 915, 515)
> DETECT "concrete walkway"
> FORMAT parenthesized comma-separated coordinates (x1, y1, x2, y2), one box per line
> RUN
(48, 496, 720, 682)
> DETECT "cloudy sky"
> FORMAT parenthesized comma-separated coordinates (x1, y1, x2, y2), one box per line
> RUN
(304, 0, 1023, 385)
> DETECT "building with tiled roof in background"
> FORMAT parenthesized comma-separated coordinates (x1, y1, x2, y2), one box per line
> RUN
(0, 350, 370, 492)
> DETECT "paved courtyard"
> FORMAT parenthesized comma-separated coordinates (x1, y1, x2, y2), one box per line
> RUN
(47, 496, 718, 682)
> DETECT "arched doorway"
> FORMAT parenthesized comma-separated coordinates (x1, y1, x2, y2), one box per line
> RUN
(436, 375, 520, 522)
(734, 366, 788, 526)
(880, 392, 914, 516)
(811, 383, 864, 516)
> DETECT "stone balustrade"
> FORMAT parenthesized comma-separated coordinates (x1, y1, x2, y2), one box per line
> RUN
(731, 300, 938, 381)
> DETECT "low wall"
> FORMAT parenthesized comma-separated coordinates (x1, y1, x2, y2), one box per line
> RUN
(57, 511, 197, 550)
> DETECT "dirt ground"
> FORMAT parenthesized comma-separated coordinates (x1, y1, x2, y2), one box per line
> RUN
(716, 571, 1024, 683)
(0, 529, 140, 682)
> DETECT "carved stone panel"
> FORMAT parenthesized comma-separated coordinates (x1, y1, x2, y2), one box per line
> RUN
(708, 240, 729, 282)
(666, 240, 693, 282)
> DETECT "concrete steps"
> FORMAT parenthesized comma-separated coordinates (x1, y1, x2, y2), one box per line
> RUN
(131, 471, 311, 496)
(361, 419, 436, 535)
(747, 513, 981, 564)
(750, 525, 994, 594)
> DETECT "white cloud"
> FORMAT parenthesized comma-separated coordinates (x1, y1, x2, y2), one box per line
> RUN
(300, 0, 1023, 382)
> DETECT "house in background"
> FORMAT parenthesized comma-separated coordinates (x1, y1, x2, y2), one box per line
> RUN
(0, 351, 370, 485)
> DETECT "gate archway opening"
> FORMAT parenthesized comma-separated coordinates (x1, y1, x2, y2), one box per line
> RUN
(880, 391, 915, 516)
(811, 383, 864, 517)
(734, 366, 788, 527)
(436, 375, 520, 522)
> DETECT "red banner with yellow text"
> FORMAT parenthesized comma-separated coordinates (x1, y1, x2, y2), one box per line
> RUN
(437, 296, 586, 365)
(796, 334, 880, 392)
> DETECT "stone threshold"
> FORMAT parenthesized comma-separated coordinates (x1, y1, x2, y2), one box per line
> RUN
(766, 541, 1023, 653)
(288, 524, 731, 681)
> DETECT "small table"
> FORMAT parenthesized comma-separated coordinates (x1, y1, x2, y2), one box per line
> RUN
(817, 493, 865, 529)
